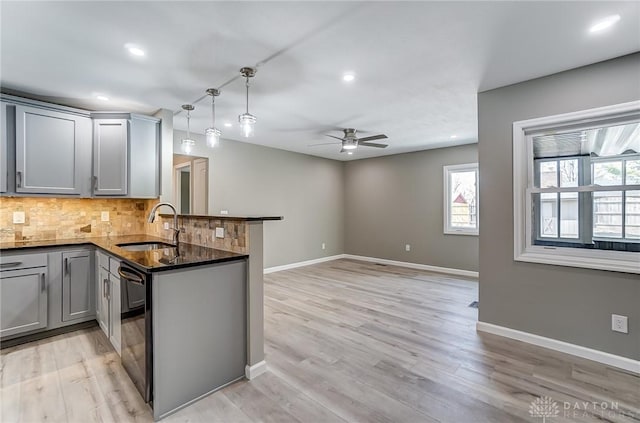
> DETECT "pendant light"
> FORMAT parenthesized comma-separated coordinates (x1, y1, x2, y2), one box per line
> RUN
(205, 88, 221, 148)
(181, 104, 195, 154)
(238, 67, 257, 137)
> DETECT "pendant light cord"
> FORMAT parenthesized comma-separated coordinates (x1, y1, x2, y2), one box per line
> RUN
(186, 109, 191, 139)
(245, 77, 250, 114)
(211, 96, 216, 127)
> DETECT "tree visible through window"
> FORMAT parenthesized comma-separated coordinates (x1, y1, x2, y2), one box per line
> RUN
(444, 163, 478, 235)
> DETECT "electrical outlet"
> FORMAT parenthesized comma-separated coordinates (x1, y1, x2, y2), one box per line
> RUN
(101, 211, 109, 222)
(215, 227, 225, 238)
(322, 243, 326, 250)
(612, 314, 628, 334)
(405, 244, 411, 252)
(12, 211, 25, 224)
(163, 222, 170, 230)
(220, 210, 229, 215)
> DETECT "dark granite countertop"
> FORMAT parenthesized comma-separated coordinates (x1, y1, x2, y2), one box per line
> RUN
(0, 235, 247, 273)
(160, 213, 283, 222)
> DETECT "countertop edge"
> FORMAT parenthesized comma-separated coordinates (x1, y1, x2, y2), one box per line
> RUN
(159, 214, 283, 221)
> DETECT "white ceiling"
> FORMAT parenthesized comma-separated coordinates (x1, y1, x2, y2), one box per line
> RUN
(1, 1, 638, 161)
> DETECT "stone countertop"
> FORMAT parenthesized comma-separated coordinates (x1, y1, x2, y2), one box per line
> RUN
(0, 235, 248, 273)
(159, 213, 283, 222)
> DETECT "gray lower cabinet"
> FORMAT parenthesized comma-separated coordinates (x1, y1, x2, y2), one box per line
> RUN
(62, 250, 95, 322)
(0, 265, 47, 338)
(14, 104, 91, 195)
(96, 250, 121, 355)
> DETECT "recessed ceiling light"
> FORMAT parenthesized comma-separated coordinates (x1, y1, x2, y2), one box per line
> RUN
(224, 122, 232, 128)
(589, 14, 621, 33)
(450, 134, 457, 139)
(125, 43, 145, 57)
(342, 72, 355, 82)
(96, 95, 109, 101)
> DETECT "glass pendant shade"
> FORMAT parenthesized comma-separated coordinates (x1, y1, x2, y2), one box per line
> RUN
(205, 127, 221, 147)
(181, 138, 195, 154)
(181, 104, 195, 154)
(238, 113, 256, 138)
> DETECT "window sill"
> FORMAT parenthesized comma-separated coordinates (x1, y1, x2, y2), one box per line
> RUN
(515, 247, 640, 274)
(444, 229, 479, 236)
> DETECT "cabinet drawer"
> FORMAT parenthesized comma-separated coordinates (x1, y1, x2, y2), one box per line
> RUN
(0, 253, 47, 270)
(109, 257, 121, 275)
(97, 250, 110, 270)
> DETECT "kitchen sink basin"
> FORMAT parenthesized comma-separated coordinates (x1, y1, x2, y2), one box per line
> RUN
(116, 242, 176, 252)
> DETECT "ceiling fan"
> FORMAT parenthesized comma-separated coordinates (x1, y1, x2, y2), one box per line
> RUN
(309, 128, 388, 153)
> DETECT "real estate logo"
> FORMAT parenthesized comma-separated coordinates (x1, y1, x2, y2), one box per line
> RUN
(529, 396, 560, 422)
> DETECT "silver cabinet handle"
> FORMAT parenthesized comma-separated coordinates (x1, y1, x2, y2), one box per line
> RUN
(16, 171, 22, 188)
(103, 278, 109, 299)
(64, 258, 69, 275)
(41, 273, 46, 292)
(92, 176, 98, 191)
(0, 262, 23, 268)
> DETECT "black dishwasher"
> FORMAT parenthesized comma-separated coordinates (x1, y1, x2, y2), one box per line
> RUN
(117, 264, 153, 404)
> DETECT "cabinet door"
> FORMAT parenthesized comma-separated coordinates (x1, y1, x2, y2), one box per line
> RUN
(97, 266, 110, 337)
(1, 102, 8, 193)
(109, 273, 121, 355)
(129, 116, 159, 198)
(62, 251, 95, 322)
(15, 105, 90, 195)
(0, 267, 47, 337)
(93, 119, 128, 196)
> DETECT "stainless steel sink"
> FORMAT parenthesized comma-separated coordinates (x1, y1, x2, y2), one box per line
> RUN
(116, 242, 176, 252)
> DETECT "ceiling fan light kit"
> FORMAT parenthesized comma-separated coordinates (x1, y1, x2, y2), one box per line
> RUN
(181, 104, 196, 154)
(310, 127, 389, 154)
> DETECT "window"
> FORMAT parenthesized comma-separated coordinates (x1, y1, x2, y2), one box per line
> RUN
(513, 101, 640, 274)
(444, 163, 478, 235)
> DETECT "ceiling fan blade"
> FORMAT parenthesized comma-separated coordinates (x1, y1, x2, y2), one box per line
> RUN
(308, 142, 341, 147)
(325, 134, 345, 141)
(357, 134, 388, 142)
(359, 142, 388, 148)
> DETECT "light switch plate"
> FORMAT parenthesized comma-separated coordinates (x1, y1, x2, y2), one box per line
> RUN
(13, 211, 25, 224)
(220, 210, 229, 215)
(101, 211, 109, 222)
(405, 244, 411, 252)
(612, 314, 628, 334)
(215, 227, 225, 238)
(163, 222, 170, 230)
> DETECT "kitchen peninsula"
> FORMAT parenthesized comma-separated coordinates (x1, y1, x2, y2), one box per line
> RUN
(0, 212, 283, 420)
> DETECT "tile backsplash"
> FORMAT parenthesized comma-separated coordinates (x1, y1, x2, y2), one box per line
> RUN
(147, 215, 248, 254)
(0, 198, 153, 242)
(1, 197, 249, 254)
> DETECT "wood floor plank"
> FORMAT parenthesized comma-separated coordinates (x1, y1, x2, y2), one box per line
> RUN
(2, 258, 638, 423)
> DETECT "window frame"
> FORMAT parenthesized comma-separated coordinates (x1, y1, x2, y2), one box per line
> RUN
(513, 100, 640, 274)
(443, 162, 479, 236)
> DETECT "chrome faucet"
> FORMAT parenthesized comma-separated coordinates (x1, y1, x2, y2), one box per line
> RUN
(148, 202, 180, 246)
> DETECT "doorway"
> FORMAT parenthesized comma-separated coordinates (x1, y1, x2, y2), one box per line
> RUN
(173, 154, 209, 215)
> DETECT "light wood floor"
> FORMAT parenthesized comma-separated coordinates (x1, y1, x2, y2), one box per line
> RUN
(1, 259, 638, 422)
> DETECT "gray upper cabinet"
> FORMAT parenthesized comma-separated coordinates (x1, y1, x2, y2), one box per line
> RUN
(93, 119, 128, 196)
(92, 113, 160, 198)
(62, 250, 95, 322)
(15, 104, 91, 195)
(0, 266, 48, 338)
(1, 102, 8, 193)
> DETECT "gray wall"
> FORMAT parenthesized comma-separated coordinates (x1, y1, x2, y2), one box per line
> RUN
(478, 53, 640, 360)
(344, 144, 479, 272)
(173, 131, 344, 268)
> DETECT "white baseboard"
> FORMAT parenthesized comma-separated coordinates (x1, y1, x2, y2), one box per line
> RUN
(476, 322, 640, 374)
(264, 253, 478, 278)
(264, 254, 347, 274)
(343, 254, 479, 278)
(245, 360, 267, 379)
